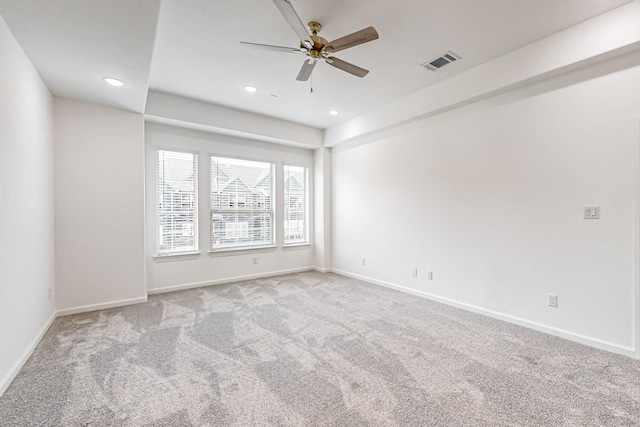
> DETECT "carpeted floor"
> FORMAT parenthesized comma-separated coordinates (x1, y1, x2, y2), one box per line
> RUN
(1, 271, 640, 426)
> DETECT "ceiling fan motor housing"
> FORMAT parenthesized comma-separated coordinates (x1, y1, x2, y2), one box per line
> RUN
(309, 36, 328, 58)
(308, 21, 322, 34)
(306, 22, 328, 59)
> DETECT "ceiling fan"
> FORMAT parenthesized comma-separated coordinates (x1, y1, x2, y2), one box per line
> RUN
(240, 0, 379, 81)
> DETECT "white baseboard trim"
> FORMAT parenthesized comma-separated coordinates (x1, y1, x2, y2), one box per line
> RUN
(0, 310, 57, 397)
(332, 269, 637, 359)
(312, 267, 332, 273)
(56, 296, 148, 317)
(147, 267, 318, 295)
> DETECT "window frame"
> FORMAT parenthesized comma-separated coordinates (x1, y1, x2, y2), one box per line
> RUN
(209, 153, 277, 252)
(155, 148, 199, 256)
(283, 163, 310, 246)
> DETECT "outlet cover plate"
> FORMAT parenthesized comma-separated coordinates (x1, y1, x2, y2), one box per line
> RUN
(584, 206, 600, 219)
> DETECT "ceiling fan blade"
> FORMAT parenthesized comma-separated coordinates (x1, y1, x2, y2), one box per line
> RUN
(296, 59, 316, 81)
(325, 57, 369, 78)
(325, 26, 379, 53)
(273, 0, 311, 46)
(240, 41, 301, 54)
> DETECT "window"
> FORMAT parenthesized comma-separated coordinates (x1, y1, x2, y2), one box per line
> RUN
(210, 156, 274, 250)
(156, 150, 198, 254)
(284, 164, 308, 245)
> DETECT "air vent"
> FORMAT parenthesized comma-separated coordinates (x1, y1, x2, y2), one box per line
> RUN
(422, 51, 460, 71)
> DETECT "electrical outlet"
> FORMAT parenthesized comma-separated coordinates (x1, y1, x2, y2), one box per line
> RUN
(427, 271, 433, 280)
(583, 206, 600, 219)
(548, 294, 558, 308)
(361, 258, 366, 266)
(412, 268, 418, 277)
(252, 257, 258, 265)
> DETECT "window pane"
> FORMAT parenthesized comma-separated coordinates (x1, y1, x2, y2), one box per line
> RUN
(284, 164, 308, 244)
(211, 212, 273, 248)
(211, 156, 274, 249)
(157, 150, 197, 254)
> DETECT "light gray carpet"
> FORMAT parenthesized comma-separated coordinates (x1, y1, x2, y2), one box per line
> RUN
(1, 271, 640, 426)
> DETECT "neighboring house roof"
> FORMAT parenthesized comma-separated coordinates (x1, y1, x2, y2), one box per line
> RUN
(218, 175, 249, 194)
(253, 168, 271, 188)
(164, 160, 275, 196)
(212, 163, 272, 195)
(159, 175, 195, 194)
(284, 174, 303, 190)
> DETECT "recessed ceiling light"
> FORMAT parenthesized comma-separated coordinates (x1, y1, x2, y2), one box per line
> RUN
(329, 110, 339, 116)
(103, 77, 124, 87)
(244, 86, 257, 93)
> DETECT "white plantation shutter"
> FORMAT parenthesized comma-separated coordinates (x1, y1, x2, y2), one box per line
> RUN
(284, 164, 308, 244)
(156, 150, 198, 254)
(210, 156, 274, 249)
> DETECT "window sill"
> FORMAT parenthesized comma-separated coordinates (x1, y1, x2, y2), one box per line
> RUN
(283, 242, 311, 251)
(209, 245, 277, 257)
(154, 251, 201, 262)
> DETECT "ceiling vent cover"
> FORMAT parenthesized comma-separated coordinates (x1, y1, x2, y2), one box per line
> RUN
(422, 51, 460, 71)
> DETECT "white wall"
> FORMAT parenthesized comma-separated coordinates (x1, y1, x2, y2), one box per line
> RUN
(332, 61, 640, 357)
(314, 148, 332, 270)
(146, 91, 323, 149)
(145, 123, 315, 292)
(0, 15, 55, 394)
(54, 98, 146, 312)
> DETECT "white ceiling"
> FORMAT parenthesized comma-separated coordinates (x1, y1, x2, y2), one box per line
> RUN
(0, 0, 160, 113)
(0, 0, 631, 129)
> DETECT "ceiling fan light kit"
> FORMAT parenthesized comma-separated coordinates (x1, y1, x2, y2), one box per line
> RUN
(241, 0, 379, 82)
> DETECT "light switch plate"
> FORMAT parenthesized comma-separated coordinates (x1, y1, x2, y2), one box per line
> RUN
(583, 206, 600, 219)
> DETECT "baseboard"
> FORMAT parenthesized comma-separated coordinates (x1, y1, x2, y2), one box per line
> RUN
(0, 310, 57, 397)
(332, 269, 637, 359)
(56, 296, 148, 317)
(147, 267, 318, 295)
(312, 267, 332, 273)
